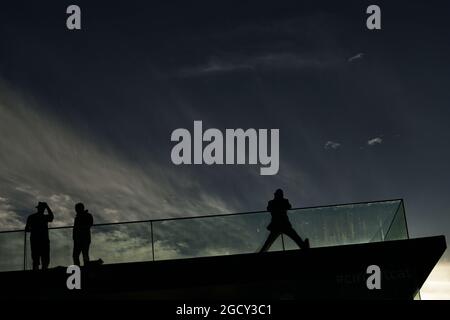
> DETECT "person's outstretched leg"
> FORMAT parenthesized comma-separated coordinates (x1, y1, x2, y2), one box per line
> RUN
(260, 231, 280, 252)
(284, 228, 309, 249)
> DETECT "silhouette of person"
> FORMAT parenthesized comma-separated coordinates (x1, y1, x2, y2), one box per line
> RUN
(260, 189, 309, 252)
(25, 202, 54, 270)
(72, 203, 93, 266)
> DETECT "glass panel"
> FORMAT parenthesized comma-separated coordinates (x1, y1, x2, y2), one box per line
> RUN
(384, 202, 409, 241)
(90, 222, 152, 264)
(0, 231, 24, 271)
(0, 199, 408, 271)
(414, 291, 421, 300)
(49, 228, 73, 268)
(152, 212, 283, 261)
(284, 200, 402, 250)
(25, 223, 153, 269)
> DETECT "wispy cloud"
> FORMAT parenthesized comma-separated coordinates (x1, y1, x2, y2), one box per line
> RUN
(324, 141, 341, 150)
(180, 53, 331, 77)
(367, 137, 383, 146)
(348, 53, 364, 63)
(0, 197, 23, 230)
(0, 82, 235, 230)
(181, 60, 253, 76)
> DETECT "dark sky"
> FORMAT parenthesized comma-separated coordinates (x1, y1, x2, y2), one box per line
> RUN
(0, 0, 449, 291)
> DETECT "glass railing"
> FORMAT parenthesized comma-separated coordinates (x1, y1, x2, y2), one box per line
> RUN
(0, 199, 409, 272)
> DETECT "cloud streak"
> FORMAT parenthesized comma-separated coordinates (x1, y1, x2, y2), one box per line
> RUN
(348, 53, 364, 63)
(0, 82, 236, 230)
(180, 53, 332, 77)
(367, 137, 383, 146)
(324, 141, 341, 150)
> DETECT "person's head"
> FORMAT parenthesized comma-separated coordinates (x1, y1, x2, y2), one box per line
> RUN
(274, 188, 284, 199)
(75, 202, 85, 214)
(36, 202, 47, 214)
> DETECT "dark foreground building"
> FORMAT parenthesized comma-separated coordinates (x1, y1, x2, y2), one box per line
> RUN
(0, 199, 446, 300)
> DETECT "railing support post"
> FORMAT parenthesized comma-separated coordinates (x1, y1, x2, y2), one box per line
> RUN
(150, 221, 155, 261)
(23, 231, 27, 270)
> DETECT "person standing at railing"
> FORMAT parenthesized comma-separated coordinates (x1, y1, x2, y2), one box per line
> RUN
(25, 202, 54, 270)
(72, 202, 93, 266)
(260, 189, 310, 252)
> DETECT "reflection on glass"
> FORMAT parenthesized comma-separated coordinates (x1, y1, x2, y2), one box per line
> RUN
(285, 200, 403, 250)
(90, 222, 152, 264)
(49, 228, 73, 268)
(0, 231, 24, 271)
(152, 212, 283, 261)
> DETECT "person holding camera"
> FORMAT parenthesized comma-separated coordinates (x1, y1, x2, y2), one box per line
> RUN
(25, 202, 54, 270)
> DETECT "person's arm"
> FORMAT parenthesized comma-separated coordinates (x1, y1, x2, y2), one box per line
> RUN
(88, 213, 93, 228)
(46, 204, 54, 222)
(267, 201, 273, 212)
(286, 200, 292, 210)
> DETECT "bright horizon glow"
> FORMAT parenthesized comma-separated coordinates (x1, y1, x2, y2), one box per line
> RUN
(421, 261, 450, 300)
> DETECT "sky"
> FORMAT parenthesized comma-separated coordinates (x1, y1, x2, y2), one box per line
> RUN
(0, 0, 449, 299)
